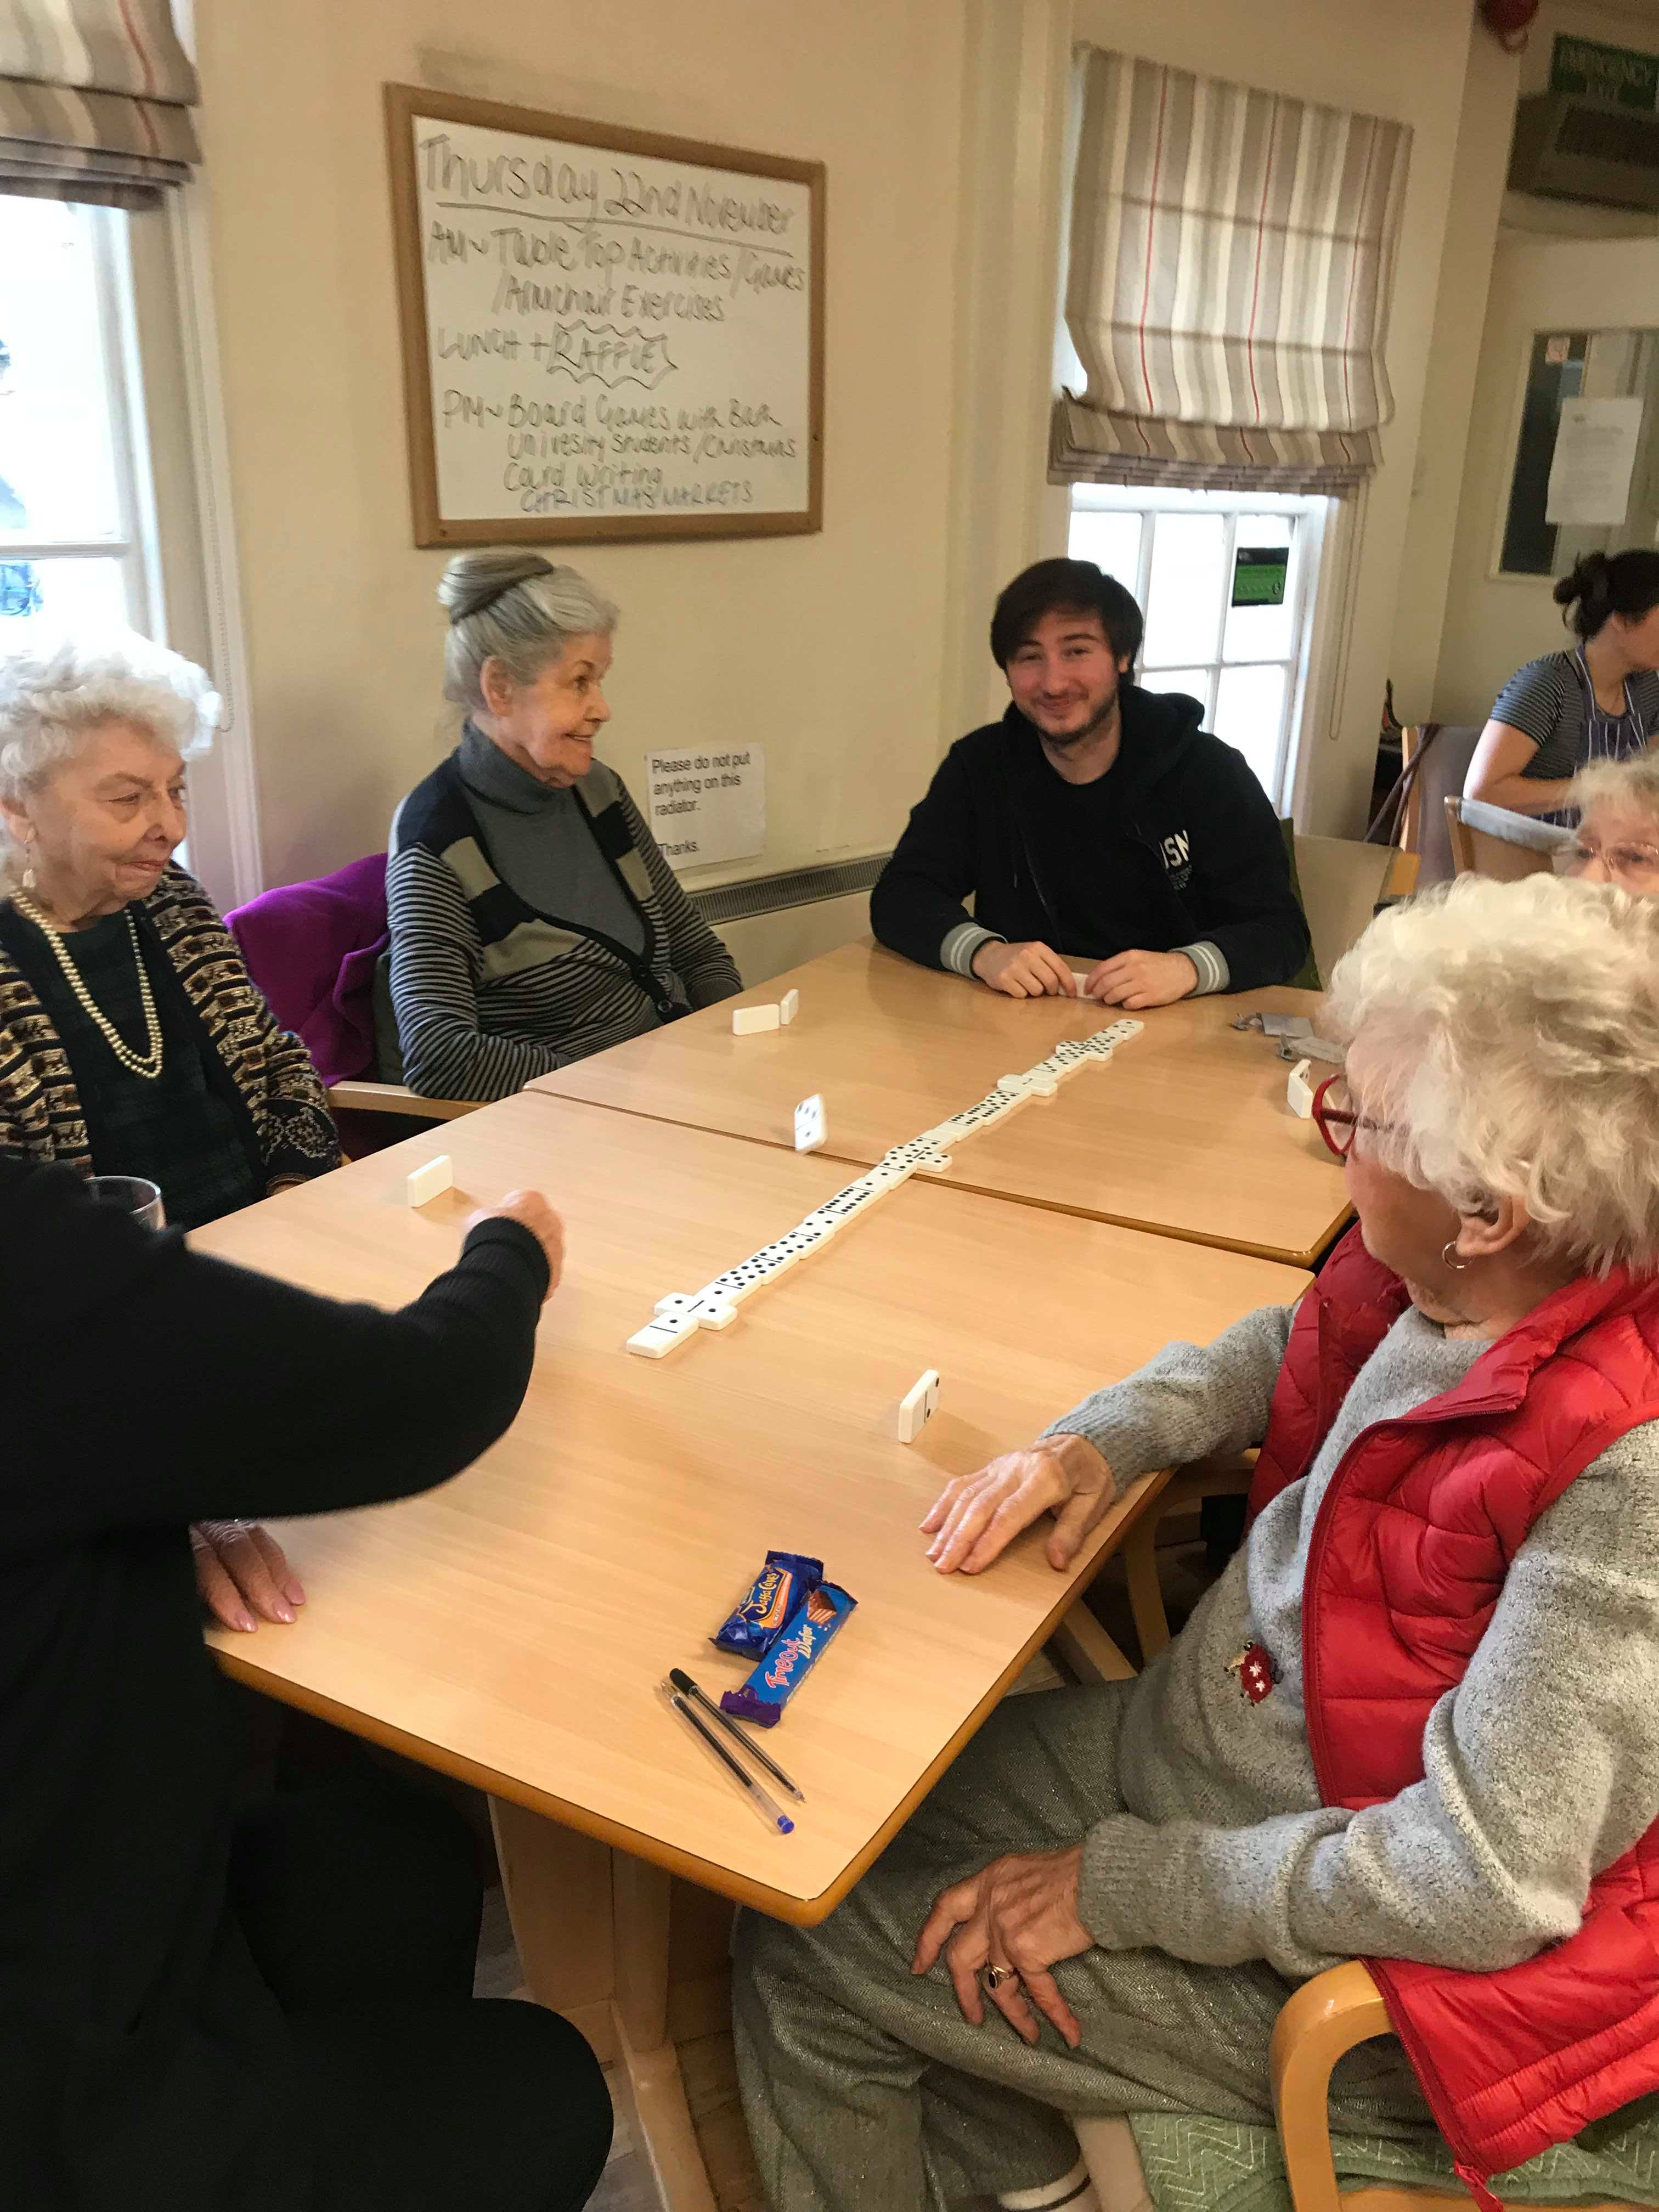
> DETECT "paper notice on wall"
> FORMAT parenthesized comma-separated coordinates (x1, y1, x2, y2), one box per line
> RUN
(1546, 397, 1645, 526)
(644, 743, 765, 869)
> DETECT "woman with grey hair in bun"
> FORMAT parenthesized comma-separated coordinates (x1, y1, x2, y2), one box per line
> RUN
(0, 631, 341, 1636)
(736, 875, 1659, 2212)
(388, 550, 740, 1100)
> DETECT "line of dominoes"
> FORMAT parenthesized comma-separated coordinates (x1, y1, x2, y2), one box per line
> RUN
(625, 1019, 1142, 1357)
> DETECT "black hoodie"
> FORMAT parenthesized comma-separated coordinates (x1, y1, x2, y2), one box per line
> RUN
(871, 687, 1310, 995)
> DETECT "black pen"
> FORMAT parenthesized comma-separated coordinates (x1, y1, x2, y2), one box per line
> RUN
(669, 1665, 806, 1802)
(662, 1683, 794, 1834)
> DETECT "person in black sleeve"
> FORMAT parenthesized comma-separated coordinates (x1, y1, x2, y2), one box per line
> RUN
(871, 559, 1310, 1008)
(0, 1161, 612, 2212)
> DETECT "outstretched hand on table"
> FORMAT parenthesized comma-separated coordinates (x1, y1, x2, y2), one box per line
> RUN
(921, 1433, 1114, 1574)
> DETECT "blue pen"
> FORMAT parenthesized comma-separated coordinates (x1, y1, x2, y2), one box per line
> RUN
(663, 1682, 794, 1835)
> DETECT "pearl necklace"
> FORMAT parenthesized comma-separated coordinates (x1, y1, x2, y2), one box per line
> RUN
(13, 891, 165, 1080)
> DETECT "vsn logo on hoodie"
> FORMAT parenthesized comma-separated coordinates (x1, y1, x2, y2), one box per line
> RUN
(1160, 828, 1193, 890)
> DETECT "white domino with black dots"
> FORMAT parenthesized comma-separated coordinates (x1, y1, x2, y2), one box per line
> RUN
(625, 1021, 1142, 1358)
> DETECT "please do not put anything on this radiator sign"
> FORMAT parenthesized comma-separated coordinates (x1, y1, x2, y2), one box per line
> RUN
(645, 743, 765, 868)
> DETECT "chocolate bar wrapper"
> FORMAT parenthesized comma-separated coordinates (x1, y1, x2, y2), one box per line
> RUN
(720, 1582, 856, 1727)
(711, 1550, 824, 1658)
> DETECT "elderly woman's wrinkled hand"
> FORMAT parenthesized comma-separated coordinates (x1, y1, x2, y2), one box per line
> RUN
(911, 1846, 1093, 2048)
(921, 1434, 1114, 1574)
(190, 1520, 306, 1633)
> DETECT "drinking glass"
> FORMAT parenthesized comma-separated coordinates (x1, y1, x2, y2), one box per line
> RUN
(86, 1175, 165, 1231)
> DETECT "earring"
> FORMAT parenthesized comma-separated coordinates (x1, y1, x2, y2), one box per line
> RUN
(1441, 1237, 1469, 1272)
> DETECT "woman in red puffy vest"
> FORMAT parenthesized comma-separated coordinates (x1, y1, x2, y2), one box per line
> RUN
(733, 874, 1659, 2212)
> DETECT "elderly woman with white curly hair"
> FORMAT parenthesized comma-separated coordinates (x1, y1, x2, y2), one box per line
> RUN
(0, 633, 341, 1632)
(734, 874, 1659, 2212)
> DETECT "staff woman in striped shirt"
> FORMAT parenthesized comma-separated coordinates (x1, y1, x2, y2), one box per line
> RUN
(387, 552, 741, 1101)
(1465, 550, 1659, 823)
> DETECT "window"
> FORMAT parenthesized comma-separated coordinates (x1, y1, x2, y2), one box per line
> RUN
(0, 196, 160, 636)
(1068, 486, 1332, 811)
(0, 180, 259, 911)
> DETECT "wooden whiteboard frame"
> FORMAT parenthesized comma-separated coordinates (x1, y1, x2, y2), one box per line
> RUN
(383, 83, 825, 548)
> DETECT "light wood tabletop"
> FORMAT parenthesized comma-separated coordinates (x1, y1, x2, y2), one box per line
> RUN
(192, 1091, 1310, 1925)
(528, 939, 1351, 1267)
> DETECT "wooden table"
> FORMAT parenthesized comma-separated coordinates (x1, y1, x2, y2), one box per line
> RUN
(530, 939, 1351, 1268)
(193, 1096, 1310, 2208)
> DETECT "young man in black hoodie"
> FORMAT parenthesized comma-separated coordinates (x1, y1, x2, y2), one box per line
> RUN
(871, 560, 1310, 1007)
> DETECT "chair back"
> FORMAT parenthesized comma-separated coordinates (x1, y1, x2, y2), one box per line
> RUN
(1444, 797, 1566, 883)
(225, 854, 389, 1087)
(1397, 726, 1482, 886)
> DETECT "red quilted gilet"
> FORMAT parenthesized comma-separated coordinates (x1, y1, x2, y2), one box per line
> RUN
(1249, 1228, 1659, 2203)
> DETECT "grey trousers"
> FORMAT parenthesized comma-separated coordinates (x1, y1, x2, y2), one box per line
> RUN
(733, 1684, 1428, 2212)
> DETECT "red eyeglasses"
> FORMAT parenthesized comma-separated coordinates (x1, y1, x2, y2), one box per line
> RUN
(1311, 1073, 1359, 1161)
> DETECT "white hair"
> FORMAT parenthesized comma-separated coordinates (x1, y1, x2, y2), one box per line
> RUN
(1322, 874, 1659, 1276)
(437, 550, 618, 713)
(0, 633, 221, 890)
(1569, 750, 1659, 829)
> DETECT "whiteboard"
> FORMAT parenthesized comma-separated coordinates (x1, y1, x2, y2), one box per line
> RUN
(385, 86, 823, 546)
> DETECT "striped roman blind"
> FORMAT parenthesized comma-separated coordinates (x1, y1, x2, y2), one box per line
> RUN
(0, 0, 199, 208)
(1052, 49, 1412, 496)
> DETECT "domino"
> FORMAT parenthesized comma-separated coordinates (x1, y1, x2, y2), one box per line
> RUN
(625, 1020, 1145, 1361)
(794, 1093, 826, 1153)
(626, 1309, 700, 1359)
(897, 1369, 941, 1444)
(1286, 1057, 1317, 1120)
(406, 1154, 453, 1207)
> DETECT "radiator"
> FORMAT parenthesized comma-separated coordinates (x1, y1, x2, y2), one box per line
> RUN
(689, 854, 888, 990)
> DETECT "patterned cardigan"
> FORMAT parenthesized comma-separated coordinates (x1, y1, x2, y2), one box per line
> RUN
(0, 867, 341, 1183)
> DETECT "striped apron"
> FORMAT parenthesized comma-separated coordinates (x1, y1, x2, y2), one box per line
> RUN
(1543, 647, 1650, 826)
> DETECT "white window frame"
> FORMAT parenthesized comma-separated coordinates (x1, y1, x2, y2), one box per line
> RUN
(0, 204, 158, 632)
(1068, 483, 1334, 813)
(1, 184, 262, 911)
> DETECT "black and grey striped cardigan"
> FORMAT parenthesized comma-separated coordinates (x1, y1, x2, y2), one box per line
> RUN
(386, 752, 740, 1101)
(0, 866, 341, 1182)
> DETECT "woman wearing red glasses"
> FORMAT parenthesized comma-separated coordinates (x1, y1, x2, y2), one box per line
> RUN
(734, 874, 1659, 2212)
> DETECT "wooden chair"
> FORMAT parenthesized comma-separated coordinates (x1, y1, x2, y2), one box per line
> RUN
(1385, 727, 1482, 888)
(1076, 1941, 1635, 2212)
(324, 1077, 482, 1125)
(1117, 1452, 1256, 1663)
(1443, 796, 1568, 884)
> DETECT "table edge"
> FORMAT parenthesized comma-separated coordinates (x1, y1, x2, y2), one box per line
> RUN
(520, 1087, 1352, 1270)
(211, 1468, 1176, 1927)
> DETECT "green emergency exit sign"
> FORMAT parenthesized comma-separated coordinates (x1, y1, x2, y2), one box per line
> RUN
(1551, 33, 1659, 112)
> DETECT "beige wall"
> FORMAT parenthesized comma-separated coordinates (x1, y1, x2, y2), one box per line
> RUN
(198, 0, 1487, 891)
(1390, 33, 1522, 727)
(1434, 229, 1659, 728)
(195, 0, 964, 891)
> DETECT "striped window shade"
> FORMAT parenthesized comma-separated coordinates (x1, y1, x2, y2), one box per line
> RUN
(1052, 50, 1412, 496)
(0, 1, 199, 208)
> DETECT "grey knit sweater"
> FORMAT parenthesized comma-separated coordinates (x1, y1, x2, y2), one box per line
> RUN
(1044, 1302, 1659, 1981)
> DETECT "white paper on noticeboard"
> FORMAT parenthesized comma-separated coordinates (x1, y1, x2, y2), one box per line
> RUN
(1546, 396, 1646, 526)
